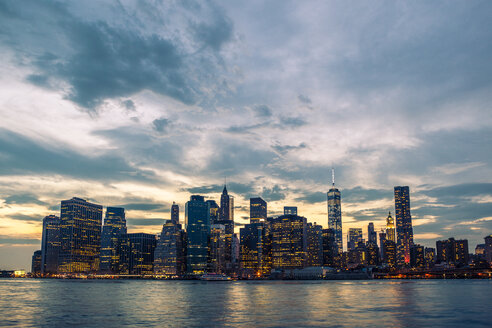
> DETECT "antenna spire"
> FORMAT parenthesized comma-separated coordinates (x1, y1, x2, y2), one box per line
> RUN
(331, 167, 335, 186)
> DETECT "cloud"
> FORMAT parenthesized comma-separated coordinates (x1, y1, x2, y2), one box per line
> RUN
(0, 236, 40, 245)
(272, 142, 307, 155)
(152, 118, 172, 134)
(261, 185, 286, 202)
(118, 203, 167, 212)
(3, 194, 46, 206)
(0, 128, 155, 182)
(127, 218, 166, 226)
(253, 105, 272, 117)
(0, 0, 236, 110)
(298, 94, 311, 104)
(295, 192, 326, 204)
(278, 116, 307, 128)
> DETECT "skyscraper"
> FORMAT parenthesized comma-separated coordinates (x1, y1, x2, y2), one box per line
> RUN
(218, 185, 234, 274)
(171, 202, 179, 225)
(240, 222, 267, 278)
(250, 197, 267, 222)
(368, 222, 377, 244)
(269, 214, 307, 270)
(347, 228, 362, 251)
(185, 195, 210, 275)
(206, 200, 219, 224)
(394, 186, 414, 265)
(123, 233, 156, 275)
(154, 219, 186, 277)
(322, 228, 337, 267)
(306, 222, 323, 267)
(58, 197, 103, 273)
(209, 224, 226, 274)
(40, 214, 60, 274)
(327, 169, 342, 254)
(100, 207, 126, 274)
(386, 211, 396, 243)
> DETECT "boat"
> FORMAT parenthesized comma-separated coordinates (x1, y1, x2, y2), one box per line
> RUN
(199, 273, 232, 281)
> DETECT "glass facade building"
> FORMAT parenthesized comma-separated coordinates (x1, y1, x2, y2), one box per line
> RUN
(185, 195, 211, 275)
(154, 220, 186, 276)
(99, 207, 126, 274)
(58, 197, 103, 273)
(269, 214, 307, 270)
(250, 197, 267, 222)
(327, 187, 342, 254)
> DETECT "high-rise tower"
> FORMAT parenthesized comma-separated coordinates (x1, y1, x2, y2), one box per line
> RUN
(386, 211, 396, 243)
(40, 215, 60, 274)
(327, 168, 342, 254)
(100, 207, 126, 274)
(394, 186, 414, 265)
(58, 197, 103, 273)
(218, 185, 234, 274)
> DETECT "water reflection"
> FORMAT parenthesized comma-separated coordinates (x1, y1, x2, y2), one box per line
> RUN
(0, 279, 490, 327)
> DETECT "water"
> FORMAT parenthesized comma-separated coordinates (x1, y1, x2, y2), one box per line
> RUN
(0, 279, 491, 327)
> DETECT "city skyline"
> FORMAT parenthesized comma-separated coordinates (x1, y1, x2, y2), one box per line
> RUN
(1, 1, 492, 270)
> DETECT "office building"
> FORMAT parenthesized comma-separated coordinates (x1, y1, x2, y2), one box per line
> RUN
(368, 222, 377, 244)
(269, 214, 307, 270)
(347, 228, 363, 251)
(185, 195, 210, 275)
(218, 185, 235, 274)
(240, 221, 269, 278)
(58, 197, 103, 273)
(100, 207, 126, 274)
(322, 228, 337, 267)
(436, 237, 469, 266)
(425, 247, 436, 268)
(209, 224, 226, 274)
(121, 233, 156, 275)
(394, 186, 414, 265)
(306, 222, 323, 267)
(154, 220, 186, 276)
(40, 214, 60, 274)
(484, 235, 492, 263)
(250, 197, 267, 222)
(31, 250, 42, 274)
(283, 206, 297, 216)
(383, 239, 397, 268)
(206, 200, 219, 224)
(410, 244, 425, 269)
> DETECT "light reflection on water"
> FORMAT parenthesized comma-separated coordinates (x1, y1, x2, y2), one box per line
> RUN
(0, 279, 490, 327)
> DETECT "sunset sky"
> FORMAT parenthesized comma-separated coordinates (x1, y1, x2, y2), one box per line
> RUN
(1, 0, 491, 270)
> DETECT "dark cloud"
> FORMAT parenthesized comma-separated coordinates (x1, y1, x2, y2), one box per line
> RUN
(272, 142, 307, 155)
(0, 0, 235, 110)
(343, 187, 392, 203)
(226, 122, 270, 134)
(5, 214, 41, 223)
(261, 185, 286, 202)
(152, 118, 172, 134)
(127, 218, 166, 226)
(0, 128, 155, 182)
(121, 99, 136, 112)
(253, 105, 272, 117)
(3, 194, 46, 206)
(192, 11, 233, 50)
(278, 116, 307, 128)
(0, 236, 40, 245)
(298, 94, 311, 104)
(295, 192, 326, 204)
(118, 203, 167, 212)
(184, 182, 254, 196)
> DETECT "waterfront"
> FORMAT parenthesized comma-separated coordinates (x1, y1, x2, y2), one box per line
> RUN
(0, 279, 491, 327)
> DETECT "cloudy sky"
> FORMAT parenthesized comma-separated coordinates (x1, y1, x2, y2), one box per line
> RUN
(1, 0, 492, 270)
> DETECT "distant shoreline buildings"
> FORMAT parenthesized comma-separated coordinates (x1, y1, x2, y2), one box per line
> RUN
(27, 181, 492, 279)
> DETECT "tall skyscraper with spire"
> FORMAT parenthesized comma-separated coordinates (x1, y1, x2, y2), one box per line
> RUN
(327, 168, 342, 254)
(218, 184, 235, 273)
(394, 186, 414, 266)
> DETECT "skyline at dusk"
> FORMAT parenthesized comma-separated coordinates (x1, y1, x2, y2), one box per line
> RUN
(1, 0, 492, 270)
